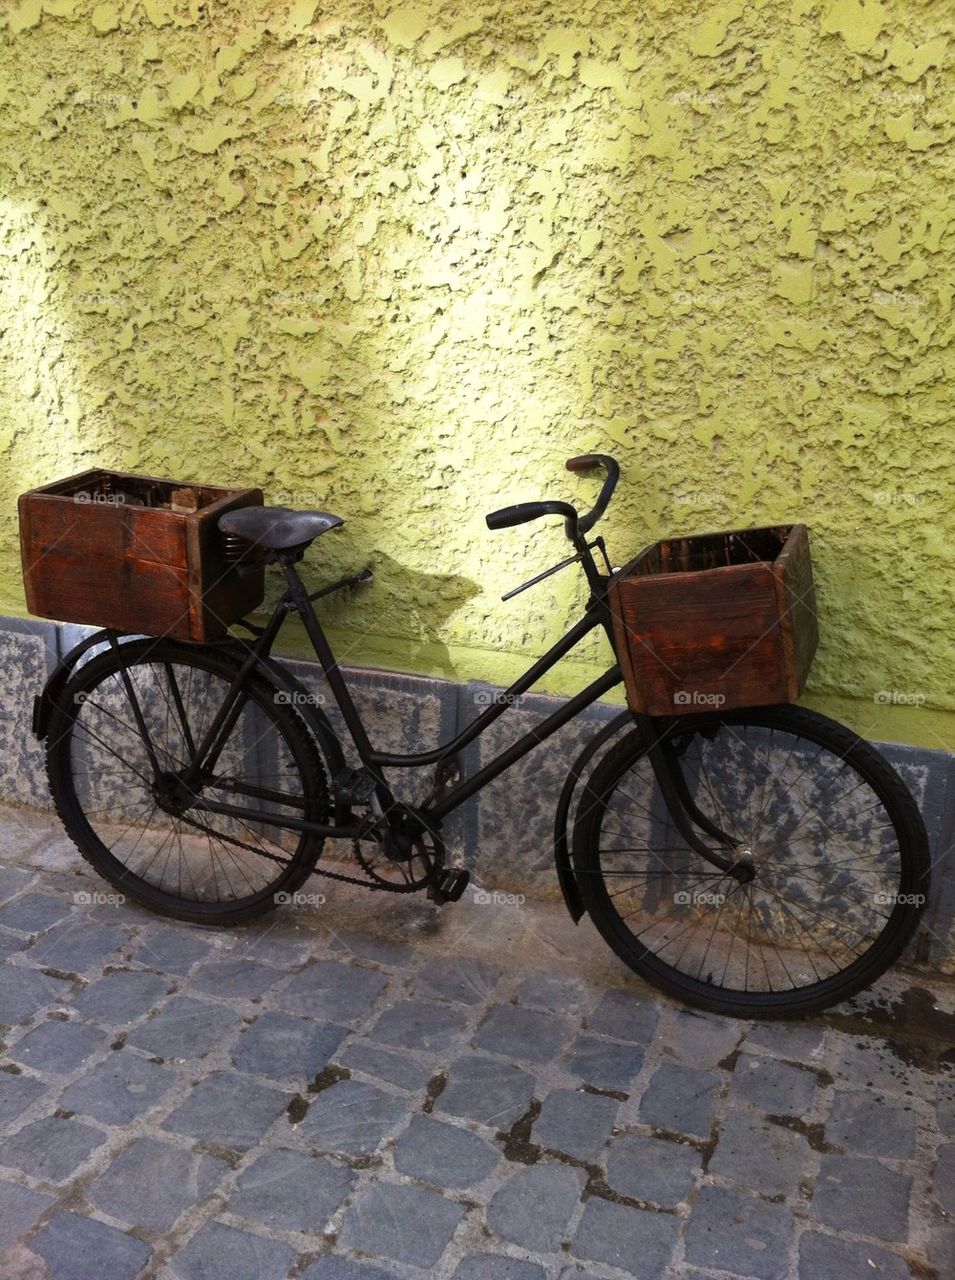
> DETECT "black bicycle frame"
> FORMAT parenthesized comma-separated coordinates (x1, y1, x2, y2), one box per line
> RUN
(159, 550, 740, 875)
(176, 556, 622, 831)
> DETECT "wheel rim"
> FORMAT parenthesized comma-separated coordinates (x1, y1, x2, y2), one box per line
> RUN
(60, 650, 324, 908)
(580, 715, 919, 1004)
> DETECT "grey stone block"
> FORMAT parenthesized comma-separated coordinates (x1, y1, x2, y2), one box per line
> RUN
(485, 1163, 585, 1252)
(0, 1114, 108, 1182)
(394, 1114, 500, 1188)
(605, 1132, 700, 1207)
(338, 1041, 435, 1092)
(167, 1220, 296, 1280)
(133, 925, 216, 974)
(532, 1087, 619, 1160)
(0, 1178, 54, 1248)
(230, 1011, 347, 1082)
(660, 1008, 742, 1066)
(729, 1053, 817, 1116)
(515, 973, 589, 1014)
(0, 1070, 46, 1128)
(0, 892, 72, 935)
(412, 956, 503, 1005)
(228, 1147, 355, 1232)
(0, 622, 54, 807)
(744, 1020, 826, 1061)
(31, 1211, 152, 1280)
(452, 1258, 547, 1280)
(296, 1079, 407, 1156)
(24, 921, 128, 974)
(126, 995, 244, 1060)
(563, 1034, 644, 1092)
(163, 1072, 289, 1151)
(827, 1089, 916, 1158)
(0, 965, 73, 1024)
(0, 930, 27, 962)
(935, 1142, 955, 1214)
(58, 1049, 177, 1125)
(188, 957, 285, 1000)
(571, 1196, 678, 1278)
(368, 998, 469, 1052)
(474, 1004, 572, 1064)
(709, 1112, 810, 1198)
(938, 1077, 955, 1136)
(70, 969, 171, 1025)
(299, 1261, 399, 1280)
(638, 1062, 722, 1138)
(464, 691, 617, 890)
(437, 1054, 536, 1130)
(9, 1017, 106, 1074)
(278, 959, 387, 1024)
(340, 1179, 466, 1267)
(328, 928, 413, 968)
(813, 1154, 912, 1241)
(0, 866, 34, 902)
(833, 1033, 924, 1097)
(587, 988, 660, 1044)
(229, 927, 313, 969)
(685, 1185, 795, 1279)
(797, 1231, 912, 1280)
(88, 1137, 228, 1231)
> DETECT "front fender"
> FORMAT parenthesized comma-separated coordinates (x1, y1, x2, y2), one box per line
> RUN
(553, 710, 635, 923)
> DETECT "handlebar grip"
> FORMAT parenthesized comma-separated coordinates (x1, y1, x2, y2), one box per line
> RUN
(486, 500, 580, 532)
(486, 504, 546, 530)
(566, 454, 604, 473)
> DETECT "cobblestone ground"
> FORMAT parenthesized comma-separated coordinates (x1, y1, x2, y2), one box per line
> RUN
(0, 805, 952, 1280)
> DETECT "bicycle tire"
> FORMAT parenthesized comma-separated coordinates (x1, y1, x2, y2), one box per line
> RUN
(572, 705, 930, 1018)
(46, 639, 330, 925)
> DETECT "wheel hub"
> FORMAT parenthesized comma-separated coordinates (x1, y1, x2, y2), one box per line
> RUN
(152, 770, 196, 817)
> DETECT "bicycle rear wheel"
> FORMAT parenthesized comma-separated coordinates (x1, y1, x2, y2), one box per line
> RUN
(572, 705, 930, 1017)
(46, 639, 330, 924)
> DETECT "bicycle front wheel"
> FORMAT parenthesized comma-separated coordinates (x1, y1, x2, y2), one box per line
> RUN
(46, 639, 330, 924)
(572, 705, 930, 1017)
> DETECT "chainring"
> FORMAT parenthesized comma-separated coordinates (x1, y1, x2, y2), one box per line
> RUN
(352, 807, 444, 893)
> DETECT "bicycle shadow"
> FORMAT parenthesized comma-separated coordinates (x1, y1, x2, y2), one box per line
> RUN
(298, 549, 482, 682)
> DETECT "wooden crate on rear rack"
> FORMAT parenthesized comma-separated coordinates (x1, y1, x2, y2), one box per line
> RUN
(609, 524, 818, 716)
(19, 469, 265, 643)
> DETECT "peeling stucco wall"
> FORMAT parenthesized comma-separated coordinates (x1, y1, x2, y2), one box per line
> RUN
(0, 0, 952, 746)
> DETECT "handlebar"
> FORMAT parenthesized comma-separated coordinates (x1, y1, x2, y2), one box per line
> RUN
(485, 454, 619, 541)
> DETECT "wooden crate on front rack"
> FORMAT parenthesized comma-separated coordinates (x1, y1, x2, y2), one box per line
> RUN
(19, 469, 265, 643)
(609, 524, 818, 716)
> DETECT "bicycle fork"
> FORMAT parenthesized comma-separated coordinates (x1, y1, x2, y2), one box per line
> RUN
(637, 718, 755, 886)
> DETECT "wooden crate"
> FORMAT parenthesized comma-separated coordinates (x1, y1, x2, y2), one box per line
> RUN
(19, 469, 265, 642)
(609, 524, 818, 716)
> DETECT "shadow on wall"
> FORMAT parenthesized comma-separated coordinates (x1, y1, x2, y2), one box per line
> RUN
(294, 548, 482, 681)
(0, 1, 951, 720)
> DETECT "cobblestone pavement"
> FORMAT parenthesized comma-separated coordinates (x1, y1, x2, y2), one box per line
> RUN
(0, 805, 952, 1280)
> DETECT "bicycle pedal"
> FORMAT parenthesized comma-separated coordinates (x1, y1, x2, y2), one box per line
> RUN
(428, 868, 470, 905)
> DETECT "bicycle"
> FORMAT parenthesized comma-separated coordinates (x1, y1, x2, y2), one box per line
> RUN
(34, 455, 930, 1018)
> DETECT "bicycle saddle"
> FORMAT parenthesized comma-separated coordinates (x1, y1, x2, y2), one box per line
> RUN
(219, 506, 343, 550)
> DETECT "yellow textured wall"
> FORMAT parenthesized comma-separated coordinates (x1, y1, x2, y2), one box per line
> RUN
(0, 0, 952, 748)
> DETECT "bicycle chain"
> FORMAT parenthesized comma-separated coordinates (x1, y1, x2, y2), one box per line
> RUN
(176, 814, 386, 890)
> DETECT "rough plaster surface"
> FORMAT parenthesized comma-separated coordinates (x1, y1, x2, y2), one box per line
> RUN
(0, 0, 952, 747)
